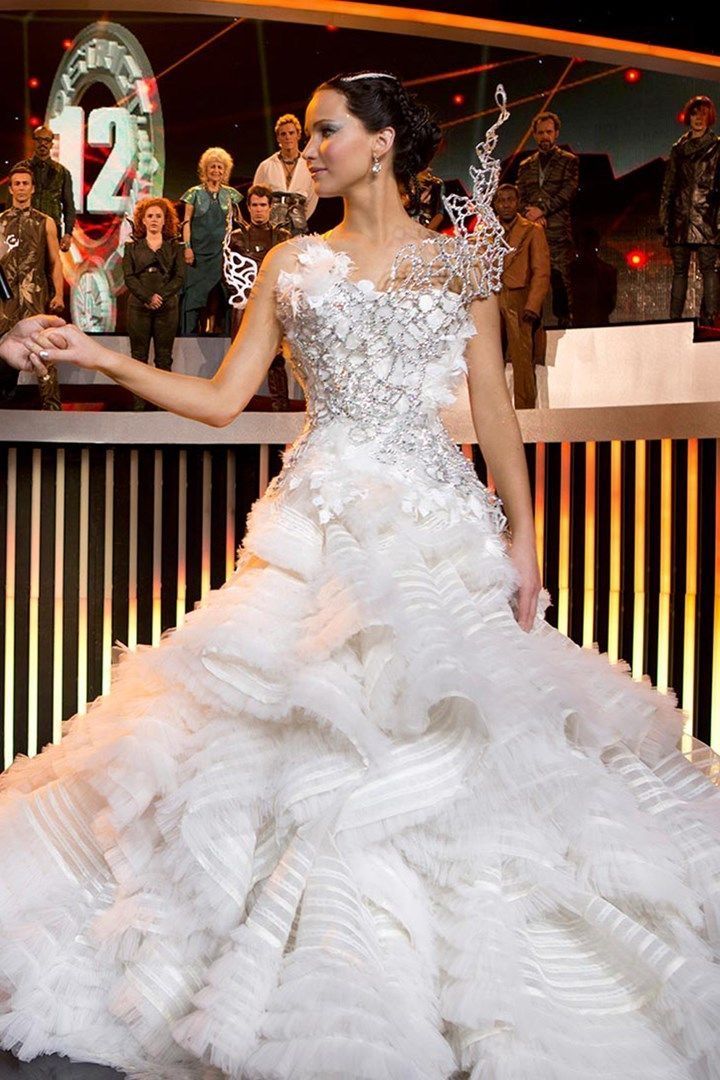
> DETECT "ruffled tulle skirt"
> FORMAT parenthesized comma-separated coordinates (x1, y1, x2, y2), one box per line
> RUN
(2, 458, 720, 1080)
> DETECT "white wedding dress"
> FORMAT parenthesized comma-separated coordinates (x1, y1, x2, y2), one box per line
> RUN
(2, 231, 720, 1080)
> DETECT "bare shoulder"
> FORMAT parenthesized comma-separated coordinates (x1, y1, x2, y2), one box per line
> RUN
(257, 236, 303, 281)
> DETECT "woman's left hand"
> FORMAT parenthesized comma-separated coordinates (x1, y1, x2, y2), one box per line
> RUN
(509, 533, 541, 632)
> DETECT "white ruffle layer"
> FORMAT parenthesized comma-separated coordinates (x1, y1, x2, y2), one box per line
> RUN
(1, 470, 720, 1080)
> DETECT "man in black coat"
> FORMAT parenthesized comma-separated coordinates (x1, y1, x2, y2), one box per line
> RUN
(517, 111, 579, 328)
(660, 95, 720, 323)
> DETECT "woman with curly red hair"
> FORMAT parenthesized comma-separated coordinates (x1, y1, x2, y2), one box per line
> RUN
(123, 196, 185, 407)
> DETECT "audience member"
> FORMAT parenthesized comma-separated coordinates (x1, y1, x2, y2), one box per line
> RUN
(123, 197, 185, 410)
(253, 114, 317, 234)
(493, 182, 550, 410)
(517, 112, 578, 328)
(660, 95, 720, 324)
(19, 126, 76, 251)
(180, 148, 243, 335)
(225, 185, 291, 409)
(0, 164, 64, 409)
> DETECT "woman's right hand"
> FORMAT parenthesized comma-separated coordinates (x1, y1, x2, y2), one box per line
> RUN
(184, 246, 195, 265)
(30, 324, 106, 375)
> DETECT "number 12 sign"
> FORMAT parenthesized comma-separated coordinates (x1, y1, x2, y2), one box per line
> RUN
(46, 22, 165, 331)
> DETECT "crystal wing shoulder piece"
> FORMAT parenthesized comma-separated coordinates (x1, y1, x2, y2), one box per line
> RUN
(223, 231, 259, 312)
(391, 85, 511, 303)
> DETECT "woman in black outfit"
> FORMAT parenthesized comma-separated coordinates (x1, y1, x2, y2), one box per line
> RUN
(123, 197, 185, 407)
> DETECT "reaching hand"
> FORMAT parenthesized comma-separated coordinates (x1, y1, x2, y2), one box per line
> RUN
(59, 235, 73, 253)
(29, 323, 103, 376)
(0, 314, 66, 371)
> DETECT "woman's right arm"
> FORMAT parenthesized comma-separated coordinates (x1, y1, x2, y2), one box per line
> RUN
(182, 200, 195, 264)
(32, 242, 296, 428)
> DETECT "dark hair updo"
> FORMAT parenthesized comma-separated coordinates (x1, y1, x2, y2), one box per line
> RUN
(317, 71, 441, 184)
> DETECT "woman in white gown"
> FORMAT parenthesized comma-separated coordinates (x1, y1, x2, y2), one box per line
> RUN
(3, 71, 720, 1080)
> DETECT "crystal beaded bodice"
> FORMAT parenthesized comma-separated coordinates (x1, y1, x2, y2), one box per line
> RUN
(271, 235, 506, 529)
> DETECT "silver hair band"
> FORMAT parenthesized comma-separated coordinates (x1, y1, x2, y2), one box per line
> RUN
(341, 72, 398, 83)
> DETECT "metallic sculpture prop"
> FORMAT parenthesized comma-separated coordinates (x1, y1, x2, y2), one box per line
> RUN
(45, 21, 165, 331)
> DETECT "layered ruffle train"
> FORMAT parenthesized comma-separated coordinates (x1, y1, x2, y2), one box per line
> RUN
(2, 469, 720, 1080)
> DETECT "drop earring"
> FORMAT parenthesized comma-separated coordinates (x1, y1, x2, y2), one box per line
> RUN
(371, 155, 382, 176)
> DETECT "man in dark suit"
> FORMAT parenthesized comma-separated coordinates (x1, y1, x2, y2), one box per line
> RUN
(517, 112, 579, 327)
(0, 314, 65, 401)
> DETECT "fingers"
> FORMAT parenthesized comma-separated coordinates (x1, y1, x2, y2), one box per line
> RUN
(35, 314, 66, 330)
(28, 351, 49, 378)
(32, 328, 69, 351)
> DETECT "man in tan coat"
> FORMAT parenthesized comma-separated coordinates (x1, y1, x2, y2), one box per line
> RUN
(493, 183, 551, 409)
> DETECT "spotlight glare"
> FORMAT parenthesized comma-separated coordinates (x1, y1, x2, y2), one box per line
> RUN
(625, 249, 649, 270)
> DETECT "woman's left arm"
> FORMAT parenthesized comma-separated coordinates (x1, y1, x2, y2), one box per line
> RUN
(465, 291, 541, 630)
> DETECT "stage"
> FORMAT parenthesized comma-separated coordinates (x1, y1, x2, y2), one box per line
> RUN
(2, 320, 720, 771)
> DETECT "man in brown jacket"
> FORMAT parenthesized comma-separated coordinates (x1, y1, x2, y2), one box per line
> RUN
(493, 183, 551, 409)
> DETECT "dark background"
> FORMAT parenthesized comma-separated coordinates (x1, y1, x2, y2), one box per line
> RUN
(1, 7, 719, 322)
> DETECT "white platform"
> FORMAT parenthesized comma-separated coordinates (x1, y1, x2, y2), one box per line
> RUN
(17, 321, 720, 409)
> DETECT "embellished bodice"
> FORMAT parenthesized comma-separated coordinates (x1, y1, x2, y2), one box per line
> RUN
(267, 235, 506, 531)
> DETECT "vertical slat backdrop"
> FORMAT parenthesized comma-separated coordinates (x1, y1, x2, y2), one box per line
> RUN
(0, 437, 719, 767)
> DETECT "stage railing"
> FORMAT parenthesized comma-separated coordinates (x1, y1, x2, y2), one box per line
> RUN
(1, 405, 719, 767)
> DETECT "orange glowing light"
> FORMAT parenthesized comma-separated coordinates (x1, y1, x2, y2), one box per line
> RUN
(626, 249, 648, 270)
(624, 67, 641, 83)
(61, 38, 73, 50)
(452, 92, 465, 106)
(28, 77, 40, 89)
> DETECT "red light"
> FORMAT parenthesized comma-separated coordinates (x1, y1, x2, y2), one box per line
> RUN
(625, 249, 648, 270)
(451, 93, 465, 107)
(624, 68, 641, 84)
(677, 110, 686, 124)
(29, 116, 41, 129)
(28, 77, 40, 90)
(325, 24, 338, 31)
(62, 38, 73, 50)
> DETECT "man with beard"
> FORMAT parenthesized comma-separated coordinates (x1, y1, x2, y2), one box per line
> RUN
(492, 183, 550, 410)
(517, 112, 578, 328)
(19, 126, 76, 252)
(660, 95, 720, 324)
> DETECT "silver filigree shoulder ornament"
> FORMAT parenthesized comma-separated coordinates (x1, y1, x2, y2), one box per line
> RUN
(390, 85, 512, 301)
(222, 206, 259, 312)
(441, 84, 512, 300)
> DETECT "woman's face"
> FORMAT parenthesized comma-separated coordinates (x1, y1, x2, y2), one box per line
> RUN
(303, 88, 389, 198)
(689, 105, 711, 135)
(205, 158, 227, 185)
(143, 205, 165, 234)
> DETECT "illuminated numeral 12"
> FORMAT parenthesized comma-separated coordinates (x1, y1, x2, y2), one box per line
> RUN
(50, 106, 134, 216)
